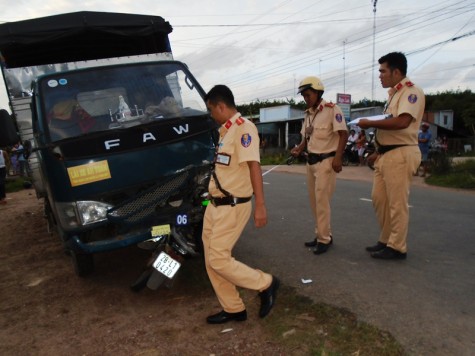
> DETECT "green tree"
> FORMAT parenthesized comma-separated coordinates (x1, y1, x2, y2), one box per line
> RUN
(351, 98, 385, 108)
(461, 103, 475, 135)
(237, 98, 306, 117)
(426, 89, 475, 135)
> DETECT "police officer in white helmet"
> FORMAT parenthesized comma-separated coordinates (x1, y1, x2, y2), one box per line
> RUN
(291, 76, 348, 254)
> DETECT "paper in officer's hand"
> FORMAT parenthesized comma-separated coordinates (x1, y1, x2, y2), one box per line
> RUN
(348, 114, 389, 126)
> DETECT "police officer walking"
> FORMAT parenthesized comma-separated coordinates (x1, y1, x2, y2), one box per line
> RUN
(203, 85, 279, 324)
(358, 52, 425, 260)
(291, 77, 348, 255)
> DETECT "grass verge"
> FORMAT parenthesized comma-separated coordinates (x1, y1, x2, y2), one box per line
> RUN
(177, 259, 405, 355)
(426, 159, 475, 189)
(5, 176, 32, 193)
(259, 285, 404, 355)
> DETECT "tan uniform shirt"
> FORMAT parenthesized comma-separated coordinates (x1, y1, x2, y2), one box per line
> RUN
(209, 112, 259, 198)
(377, 77, 425, 145)
(301, 99, 348, 153)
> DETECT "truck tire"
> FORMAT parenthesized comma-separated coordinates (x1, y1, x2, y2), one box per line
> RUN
(70, 251, 95, 277)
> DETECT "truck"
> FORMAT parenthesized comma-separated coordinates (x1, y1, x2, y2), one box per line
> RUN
(0, 11, 217, 280)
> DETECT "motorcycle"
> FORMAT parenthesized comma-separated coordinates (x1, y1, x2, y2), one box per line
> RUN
(286, 148, 308, 165)
(130, 172, 211, 292)
(130, 223, 206, 291)
(342, 141, 360, 166)
(363, 132, 376, 170)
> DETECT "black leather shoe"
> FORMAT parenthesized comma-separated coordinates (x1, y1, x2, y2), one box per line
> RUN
(312, 237, 333, 255)
(366, 241, 387, 252)
(370, 246, 407, 260)
(305, 235, 333, 247)
(259, 276, 280, 318)
(206, 310, 247, 324)
(304, 239, 318, 247)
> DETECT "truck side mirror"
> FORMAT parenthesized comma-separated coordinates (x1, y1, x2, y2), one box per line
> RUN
(0, 109, 19, 146)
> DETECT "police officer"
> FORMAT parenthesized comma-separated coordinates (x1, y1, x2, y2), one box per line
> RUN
(203, 85, 279, 324)
(291, 76, 348, 254)
(358, 52, 425, 260)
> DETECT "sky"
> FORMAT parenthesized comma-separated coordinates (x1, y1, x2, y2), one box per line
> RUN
(0, 0, 474, 112)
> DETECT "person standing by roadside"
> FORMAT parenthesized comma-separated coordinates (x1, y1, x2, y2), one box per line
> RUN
(17, 141, 28, 176)
(11, 142, 20, 175)
(0, 148, 8, 204)
(358, 52, 425, 260)
(418, 122, 432, 177)
(291, 76, 348, 255)
(356, 129, 367, 166)
(202, 85, 279, 324)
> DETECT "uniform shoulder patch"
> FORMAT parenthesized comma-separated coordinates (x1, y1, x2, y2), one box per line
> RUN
(335, 113, 343, 123)
(408, 94, 418, 104)
(406, 81, 414, 87)
(325, 102, 335, 108)
(236, 117, 245, 125)
(241, 133, 252, 147)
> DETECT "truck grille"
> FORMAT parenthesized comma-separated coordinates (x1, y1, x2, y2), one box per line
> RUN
(107, 170, 190, 225)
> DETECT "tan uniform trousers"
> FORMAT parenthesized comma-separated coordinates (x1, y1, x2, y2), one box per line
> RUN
(372, 146, 421, 253)
(306, 157, 336, 244)
(202, 201, 272, 313)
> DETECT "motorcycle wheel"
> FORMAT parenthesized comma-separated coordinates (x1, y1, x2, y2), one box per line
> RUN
(342, 153, 349, 166)
(286, 156, 294, 165)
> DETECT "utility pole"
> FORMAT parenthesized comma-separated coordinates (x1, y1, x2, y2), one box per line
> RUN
(343, 39, 347, 93)
(372, 0, 378, 101)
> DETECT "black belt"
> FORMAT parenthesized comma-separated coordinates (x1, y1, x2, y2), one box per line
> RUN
(377, 144, 408, 155)
(307, 151, 336, 165)
(210, 196, 252, 207)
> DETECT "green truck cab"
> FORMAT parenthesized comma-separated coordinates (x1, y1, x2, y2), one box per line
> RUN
(0, 12, 217, 277)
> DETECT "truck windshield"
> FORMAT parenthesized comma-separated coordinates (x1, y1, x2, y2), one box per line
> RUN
(39, 62, 207, 142)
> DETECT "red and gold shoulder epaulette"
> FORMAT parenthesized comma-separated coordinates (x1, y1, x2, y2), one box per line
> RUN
(236, 117, 245, 125)
(395, 83, 403, 91)
(224, 119, 233, 129)
(324, 102, 335, 108)
(406, 81, 414, 87)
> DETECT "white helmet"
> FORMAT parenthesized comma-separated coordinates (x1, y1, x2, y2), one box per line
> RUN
(297, 76, 325, 93)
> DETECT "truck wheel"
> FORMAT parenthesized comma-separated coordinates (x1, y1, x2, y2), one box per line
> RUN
(70, 251, 95, 277)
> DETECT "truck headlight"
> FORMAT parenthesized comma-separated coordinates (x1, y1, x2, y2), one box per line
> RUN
(77, 201, 113, 225)
(56, 201, 113, 229)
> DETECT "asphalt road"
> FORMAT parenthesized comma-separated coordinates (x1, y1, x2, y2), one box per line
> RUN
(235, 166, 475, 355)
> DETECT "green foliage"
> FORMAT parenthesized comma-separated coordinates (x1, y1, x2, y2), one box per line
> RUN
(237, 98, 306, 117)
(426, 89, 475, 135)
(260, 153, 289, 165)
(427, 158, 475, 189)
(429, 151, 452, 175)
(5, 176, 32, 193)
(351, 98, 386, 108)
(461, 103, 475, 135)
(237, 90, 475, 137)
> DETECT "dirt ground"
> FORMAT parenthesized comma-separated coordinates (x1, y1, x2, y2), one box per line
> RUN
(0, 189, 286, 355)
